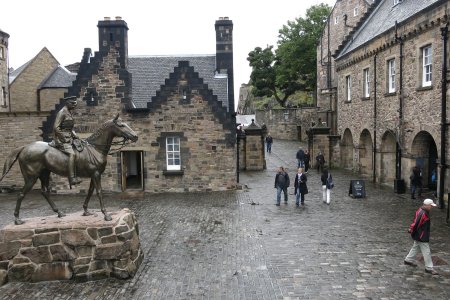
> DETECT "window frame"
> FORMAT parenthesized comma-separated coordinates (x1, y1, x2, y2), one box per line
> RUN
(354, 7, 359, 17)
(422, 45, 432, 87)
(346, 75, 351, 102)
(1, 87, 6, 107)
(363, 68, 370, 98)
(166, 136, 181, 171)
(335, 16, 339, 25)
(388, 59, 396, 93)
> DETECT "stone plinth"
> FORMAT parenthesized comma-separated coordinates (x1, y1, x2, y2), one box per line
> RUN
(0, 208, 143, 286)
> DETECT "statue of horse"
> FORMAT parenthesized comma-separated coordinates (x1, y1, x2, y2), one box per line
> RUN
(0, 114, 138, 225)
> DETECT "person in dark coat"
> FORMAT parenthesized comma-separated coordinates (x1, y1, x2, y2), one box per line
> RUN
(296, 147, 305, 168)
(294, 167, 308, 206)
(265, 134, 273, 153)
(316, 151, 325, 173)
(404, 199, 438, 275)
(274, 166, 290, 206)
(304, 150, 311, 173)
(410, 166, 423, 199)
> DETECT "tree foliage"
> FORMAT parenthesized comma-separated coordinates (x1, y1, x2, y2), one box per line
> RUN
(247, 3, 332, 107)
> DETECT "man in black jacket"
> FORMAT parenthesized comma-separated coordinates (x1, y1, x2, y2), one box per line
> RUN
(404, 198, 438, 275)
(274, 166, 290, 206)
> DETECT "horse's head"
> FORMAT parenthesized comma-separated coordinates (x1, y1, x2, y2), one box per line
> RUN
(112, 114, 138, 143)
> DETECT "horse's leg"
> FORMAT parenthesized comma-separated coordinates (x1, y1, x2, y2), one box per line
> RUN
(40, 171, 65, 218)
(14, 177, 38, 225)
(92, 173, 111, 221)
(82, 179, 95, 216)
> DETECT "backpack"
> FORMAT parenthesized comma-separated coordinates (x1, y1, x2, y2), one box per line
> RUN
(326, 174, 334, 189)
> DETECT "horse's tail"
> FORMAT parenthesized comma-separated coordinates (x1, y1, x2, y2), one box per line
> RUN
(0, 146, 25, 182)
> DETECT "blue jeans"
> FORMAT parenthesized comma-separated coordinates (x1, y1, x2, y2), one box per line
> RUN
(276, 186, 288, 204)
(266, 143, 272, 153)
(297, 160, 304, 168)
(295, 192, 305, 205)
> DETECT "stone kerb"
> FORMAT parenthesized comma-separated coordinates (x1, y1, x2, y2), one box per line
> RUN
(0, 208, 143, 286)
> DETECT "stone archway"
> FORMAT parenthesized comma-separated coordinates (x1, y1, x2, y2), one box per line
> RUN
(410, 131, 438, 189)
(380, 132, 396, 184)
(358, 129, 373, 177)
(341, 129, 354, 169)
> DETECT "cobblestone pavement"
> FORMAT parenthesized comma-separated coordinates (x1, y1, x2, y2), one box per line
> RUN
(0, 139, 449, 299)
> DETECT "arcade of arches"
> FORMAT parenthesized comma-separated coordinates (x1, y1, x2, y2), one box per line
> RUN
(339, 128, 438, 191)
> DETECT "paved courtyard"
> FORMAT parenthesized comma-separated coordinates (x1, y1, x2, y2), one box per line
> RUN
(0, 139, 449, 299)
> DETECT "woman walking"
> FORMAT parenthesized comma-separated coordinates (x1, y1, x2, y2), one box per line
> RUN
(320, 168, 333, 205)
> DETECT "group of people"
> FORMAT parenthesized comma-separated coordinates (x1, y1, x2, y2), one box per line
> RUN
(274, 164, 334, 207)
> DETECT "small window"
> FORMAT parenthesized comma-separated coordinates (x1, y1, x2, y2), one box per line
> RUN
(363, 68, 370, 98)
(1, 87, 6, 107)
(0, 47, 4, 59)
(335, 16, 339, 25)
(354, 7, 359, 16)
(388, 59, 396, 93)
(422, 45, 432, 87)
(166, 137, 181, 170)
(346, 75, 351, 101)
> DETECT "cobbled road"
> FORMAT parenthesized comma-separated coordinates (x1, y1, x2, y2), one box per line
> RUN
(0, 139, 449, 299)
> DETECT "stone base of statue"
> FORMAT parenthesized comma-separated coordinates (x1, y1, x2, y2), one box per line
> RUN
(0, 208, 143, 286)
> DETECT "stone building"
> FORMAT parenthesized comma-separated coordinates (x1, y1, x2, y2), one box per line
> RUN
(316, 0, 374, 134)
(0, 28, 9, 112)
(0, 17, 237, 193)
(333, 0, 449, 205)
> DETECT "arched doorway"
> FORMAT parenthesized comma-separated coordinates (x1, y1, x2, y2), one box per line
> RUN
(380, 132, 396, 184)
(341, 129, 354, 169)
(410, 131, 438, 189)
(358, 129, 373, 177)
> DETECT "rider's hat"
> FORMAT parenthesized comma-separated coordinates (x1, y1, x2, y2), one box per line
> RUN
(64, 96, 77, 104)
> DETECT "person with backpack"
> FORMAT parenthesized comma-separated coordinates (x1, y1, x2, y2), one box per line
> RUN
(274, 166, 290, 206)
(404, 199, 438, 275)
(320, 168, 333, 205)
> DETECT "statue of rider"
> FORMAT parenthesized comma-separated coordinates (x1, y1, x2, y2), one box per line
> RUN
(53, 96, 82, 185)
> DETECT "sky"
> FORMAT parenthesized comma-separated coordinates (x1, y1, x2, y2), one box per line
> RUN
(2, 0, 336, 110)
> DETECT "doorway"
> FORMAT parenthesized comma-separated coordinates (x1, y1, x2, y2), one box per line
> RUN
(120, 151, 144, 191)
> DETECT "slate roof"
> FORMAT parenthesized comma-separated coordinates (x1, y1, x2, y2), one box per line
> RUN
(337, 0, 443, 59)
(38, 65, 76, 88)
(128, 55, 228, 110)
(9, 60, 31, 83)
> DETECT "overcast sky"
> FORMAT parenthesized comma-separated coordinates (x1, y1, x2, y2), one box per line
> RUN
(2, 0, 336, 109)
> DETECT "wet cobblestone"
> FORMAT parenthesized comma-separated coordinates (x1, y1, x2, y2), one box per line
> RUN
(0, 139, 449, 299)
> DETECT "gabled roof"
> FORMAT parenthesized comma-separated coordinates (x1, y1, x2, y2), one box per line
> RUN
(128, 55, 228, 109)
(336, 0, 443, 59)
(9, 47, 60, 84)
(38, 65, 76, 88)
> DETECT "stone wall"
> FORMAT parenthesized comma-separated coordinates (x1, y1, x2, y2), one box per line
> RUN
(0, 30, 8, 112)
(0, 112, 49, 188)
(255, 108, 317, 141)
(39, 88, 67, 112)
(0, 209, 143, 286)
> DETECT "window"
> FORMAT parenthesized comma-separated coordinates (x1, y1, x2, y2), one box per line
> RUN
(363, 68, 370, 98)
(1, 87, 6, 107)
(346, 75, 351, 101)
(422, 45, 432, 87)
(0, 47, 4, 59)
(335, 16, 339, 25)
(166, 137, 181, 170)
(388, 59, 396, 93)
(354, 7, 359, 16)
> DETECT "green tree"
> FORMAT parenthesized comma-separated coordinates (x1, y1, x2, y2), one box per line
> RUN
(247, 3, 331, 107)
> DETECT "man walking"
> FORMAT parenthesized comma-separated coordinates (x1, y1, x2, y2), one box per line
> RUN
(404, 198, 438, 275)
(296, 147, 305, 168)
(274, 166, 290, 206)
(265, 134, 273, 153)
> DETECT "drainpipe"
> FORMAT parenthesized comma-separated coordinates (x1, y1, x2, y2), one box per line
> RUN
(440, 24, 448, 211)
(373, 54, 377, 183)
(395, 22, 404, 189)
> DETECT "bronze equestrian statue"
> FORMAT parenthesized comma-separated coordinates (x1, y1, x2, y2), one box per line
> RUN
(0, 101, 138, 225)
(52, 96, 82, 186)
